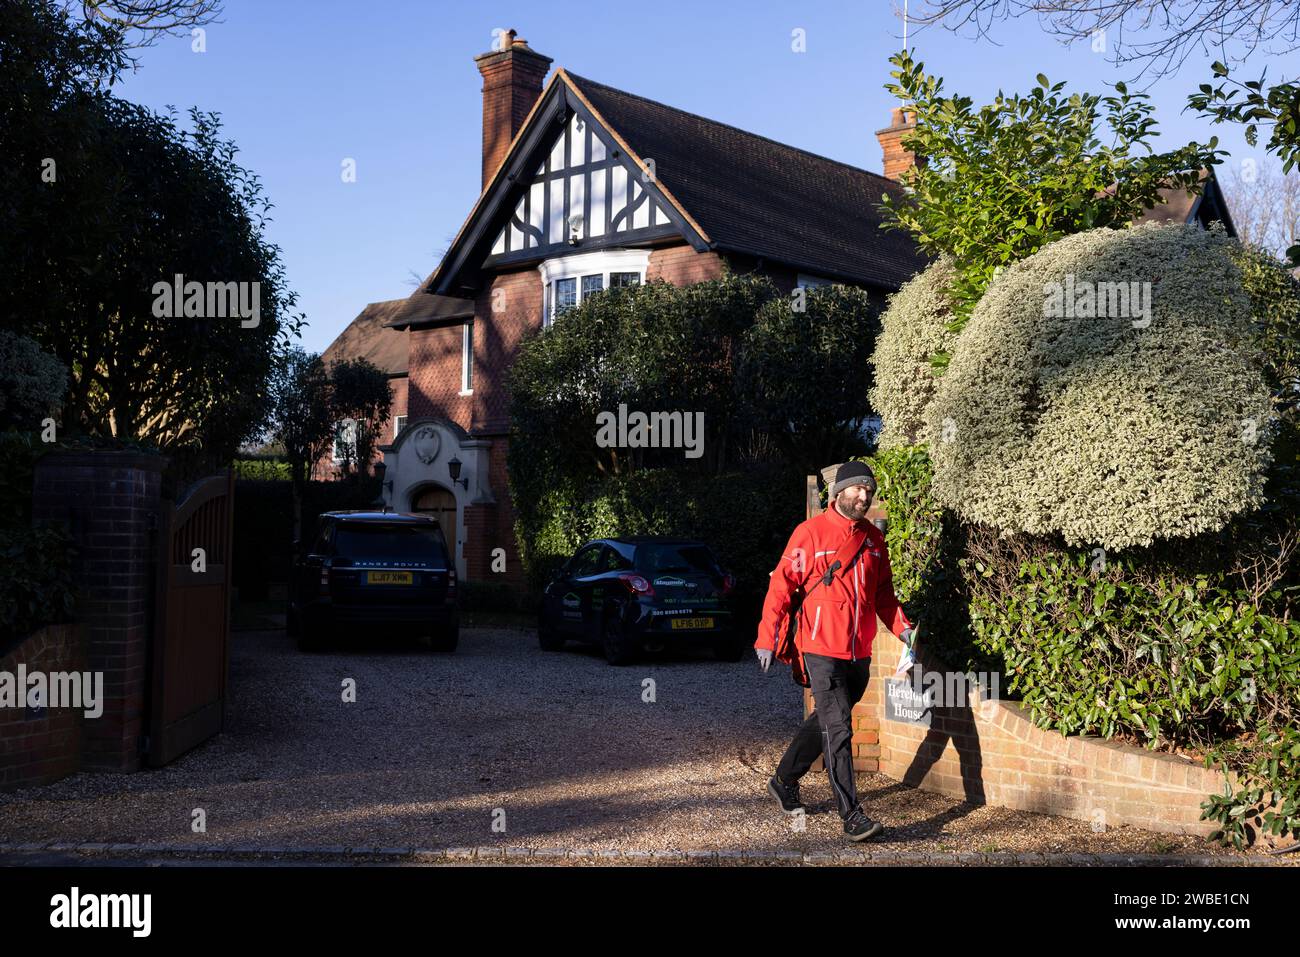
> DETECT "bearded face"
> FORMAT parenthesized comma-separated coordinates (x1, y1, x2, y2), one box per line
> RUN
(835, 482, 874, 521)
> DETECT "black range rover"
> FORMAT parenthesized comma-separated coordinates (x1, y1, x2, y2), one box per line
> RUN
(288, 511, 459, 652)
(539, 537, 740, 665)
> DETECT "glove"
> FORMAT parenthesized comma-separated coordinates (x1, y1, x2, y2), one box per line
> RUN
(756, 648, 773, 673)
(895, 627, 917, 678)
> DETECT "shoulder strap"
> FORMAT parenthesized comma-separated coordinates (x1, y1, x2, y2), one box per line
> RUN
(798, 521, 872, 600)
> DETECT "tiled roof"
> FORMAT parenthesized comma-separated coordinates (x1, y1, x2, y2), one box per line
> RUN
(321, 299, 410, 376)
(563, 72, 928, 288)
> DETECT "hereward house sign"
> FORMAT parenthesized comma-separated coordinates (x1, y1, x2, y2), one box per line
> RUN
(413, 426, 441, 465)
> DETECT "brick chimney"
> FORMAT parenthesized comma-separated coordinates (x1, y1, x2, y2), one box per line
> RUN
(474, 30, 552, 189)
(876, 107, 925, 181)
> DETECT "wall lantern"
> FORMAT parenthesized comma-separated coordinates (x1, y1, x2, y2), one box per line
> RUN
(447, 455, 469, 491)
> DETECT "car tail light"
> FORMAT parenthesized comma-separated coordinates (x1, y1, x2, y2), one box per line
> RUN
(721, 573, 735, 597)
(318, 567, 329, 595)
(447, 569, 457, 594)
(618, 573, 655, 597)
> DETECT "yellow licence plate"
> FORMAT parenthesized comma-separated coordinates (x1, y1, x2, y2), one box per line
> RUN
(671, 617, 714, 630)
(366, 571, 412, 585)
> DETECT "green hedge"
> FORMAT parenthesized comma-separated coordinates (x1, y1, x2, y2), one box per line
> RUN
(0, 524, 75, 649)
(516, 463, 803, 632)
(863, 441, 1300, 848)
(232, 458, 291, 481)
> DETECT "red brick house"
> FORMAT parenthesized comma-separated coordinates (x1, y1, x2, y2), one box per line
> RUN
(320, 30, 1232, 586)
(319, 30, 928, 584)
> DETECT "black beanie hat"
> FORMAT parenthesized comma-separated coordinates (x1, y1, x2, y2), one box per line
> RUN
(831, 461, 876, 497)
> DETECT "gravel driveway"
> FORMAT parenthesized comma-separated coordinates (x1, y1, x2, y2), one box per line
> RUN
(0, 624, 1288, 864)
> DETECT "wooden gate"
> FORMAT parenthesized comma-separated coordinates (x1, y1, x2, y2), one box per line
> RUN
(147, 471, 235, 767)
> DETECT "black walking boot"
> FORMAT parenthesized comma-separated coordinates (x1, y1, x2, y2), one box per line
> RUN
(843, 806, 885, 841)
(767, 775, 804, 815)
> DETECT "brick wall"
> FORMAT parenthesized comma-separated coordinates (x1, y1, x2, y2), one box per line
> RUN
(32, 451, 164, 772)
(0, 624, 87, 791)
(647, 244, 724, 284)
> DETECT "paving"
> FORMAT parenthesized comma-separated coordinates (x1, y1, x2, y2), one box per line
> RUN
(1, 625, 1293, 866)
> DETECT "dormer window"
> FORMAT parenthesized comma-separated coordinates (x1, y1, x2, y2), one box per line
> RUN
(539, 249, 650, 328)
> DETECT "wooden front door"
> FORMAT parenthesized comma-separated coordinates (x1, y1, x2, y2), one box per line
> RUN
(412, 486, 457, 561)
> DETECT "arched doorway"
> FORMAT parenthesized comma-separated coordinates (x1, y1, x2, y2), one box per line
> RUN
(411, 485, 457, 564)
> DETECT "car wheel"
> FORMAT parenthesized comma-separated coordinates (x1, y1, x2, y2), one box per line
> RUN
(603, 611, 635, 666)
(428, 623, 459, 653)
(538, 614, 565, 651)
(712, 635, 746, 662)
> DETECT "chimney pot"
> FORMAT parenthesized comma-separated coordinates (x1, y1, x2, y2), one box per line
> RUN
(876, 108, 925, 181)
(475, 30, 552, 189)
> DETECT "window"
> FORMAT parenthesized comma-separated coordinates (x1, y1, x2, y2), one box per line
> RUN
(539, 249, 651, 328)
(554, 278, 577, 321)
(568, 544, 605, 578)
(795, 273, 835, 291)
(603, 545, 634, 572)
(393, 414, 407, 440)
(461, 320, 474, 394)
(331, 418, 356, 464)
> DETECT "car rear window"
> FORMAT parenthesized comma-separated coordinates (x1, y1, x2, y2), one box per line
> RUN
(334, 524, 449, 565)
(634, 543, 720, 575)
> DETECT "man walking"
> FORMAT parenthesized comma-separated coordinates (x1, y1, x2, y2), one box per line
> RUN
(755, 461, 915, 841)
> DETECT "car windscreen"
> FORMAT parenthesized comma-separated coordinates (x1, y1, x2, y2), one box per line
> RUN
(333, 524, 448, 565)
(634, 543, 720, 576)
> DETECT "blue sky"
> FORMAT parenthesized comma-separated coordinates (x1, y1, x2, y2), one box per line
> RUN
(112, 0, 1267, 354)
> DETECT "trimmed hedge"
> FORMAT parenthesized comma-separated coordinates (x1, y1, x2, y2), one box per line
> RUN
(864, 440, 1300, 848)
(926, 224, 1288, 549)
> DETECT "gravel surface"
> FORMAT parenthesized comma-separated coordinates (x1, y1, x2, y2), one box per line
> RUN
(0, 625, 1291, 864)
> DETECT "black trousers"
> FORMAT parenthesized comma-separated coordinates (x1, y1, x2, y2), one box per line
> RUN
(775, 652, 871, 820)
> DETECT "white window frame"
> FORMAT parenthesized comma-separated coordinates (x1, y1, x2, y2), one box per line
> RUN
(538, 249, 651, 329)
(795, 272, 836, 291)
(392, 414, 407, 440)
(332, 417, 356, 465)
(460, 320, 474, 395)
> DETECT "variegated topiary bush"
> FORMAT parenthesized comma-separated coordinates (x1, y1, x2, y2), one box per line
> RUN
(926, 223, 1279, 550)
(868, 256, 958, 449)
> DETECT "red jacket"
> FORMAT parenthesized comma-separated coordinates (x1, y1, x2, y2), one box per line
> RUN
(756, 503, 911, 661)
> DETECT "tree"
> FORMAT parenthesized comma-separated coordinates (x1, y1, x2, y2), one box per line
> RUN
(737, 285, 882, 476)
(0, 0, 303, 476)
(68, 0, 221, 60)
(1189, 64, 1300, 264)
(1222, 158, 1300, 264)
(326, 357, 391, 477)
(269, 347, 332, 542)
(0, 332, 68, 430)
(908, 1, 1299, 79)
(904, 2, 1300, 261)
(879, 51, 1223, 359)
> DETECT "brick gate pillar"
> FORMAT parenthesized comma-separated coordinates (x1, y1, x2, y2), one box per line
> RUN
(32, 450, 166, 772)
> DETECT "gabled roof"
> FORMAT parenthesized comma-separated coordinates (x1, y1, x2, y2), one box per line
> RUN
(562, 72, 926, 288)
(321, 299, 411, 376)
(1132, 168, 1236, 235)
(422, 68, 925, 299)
